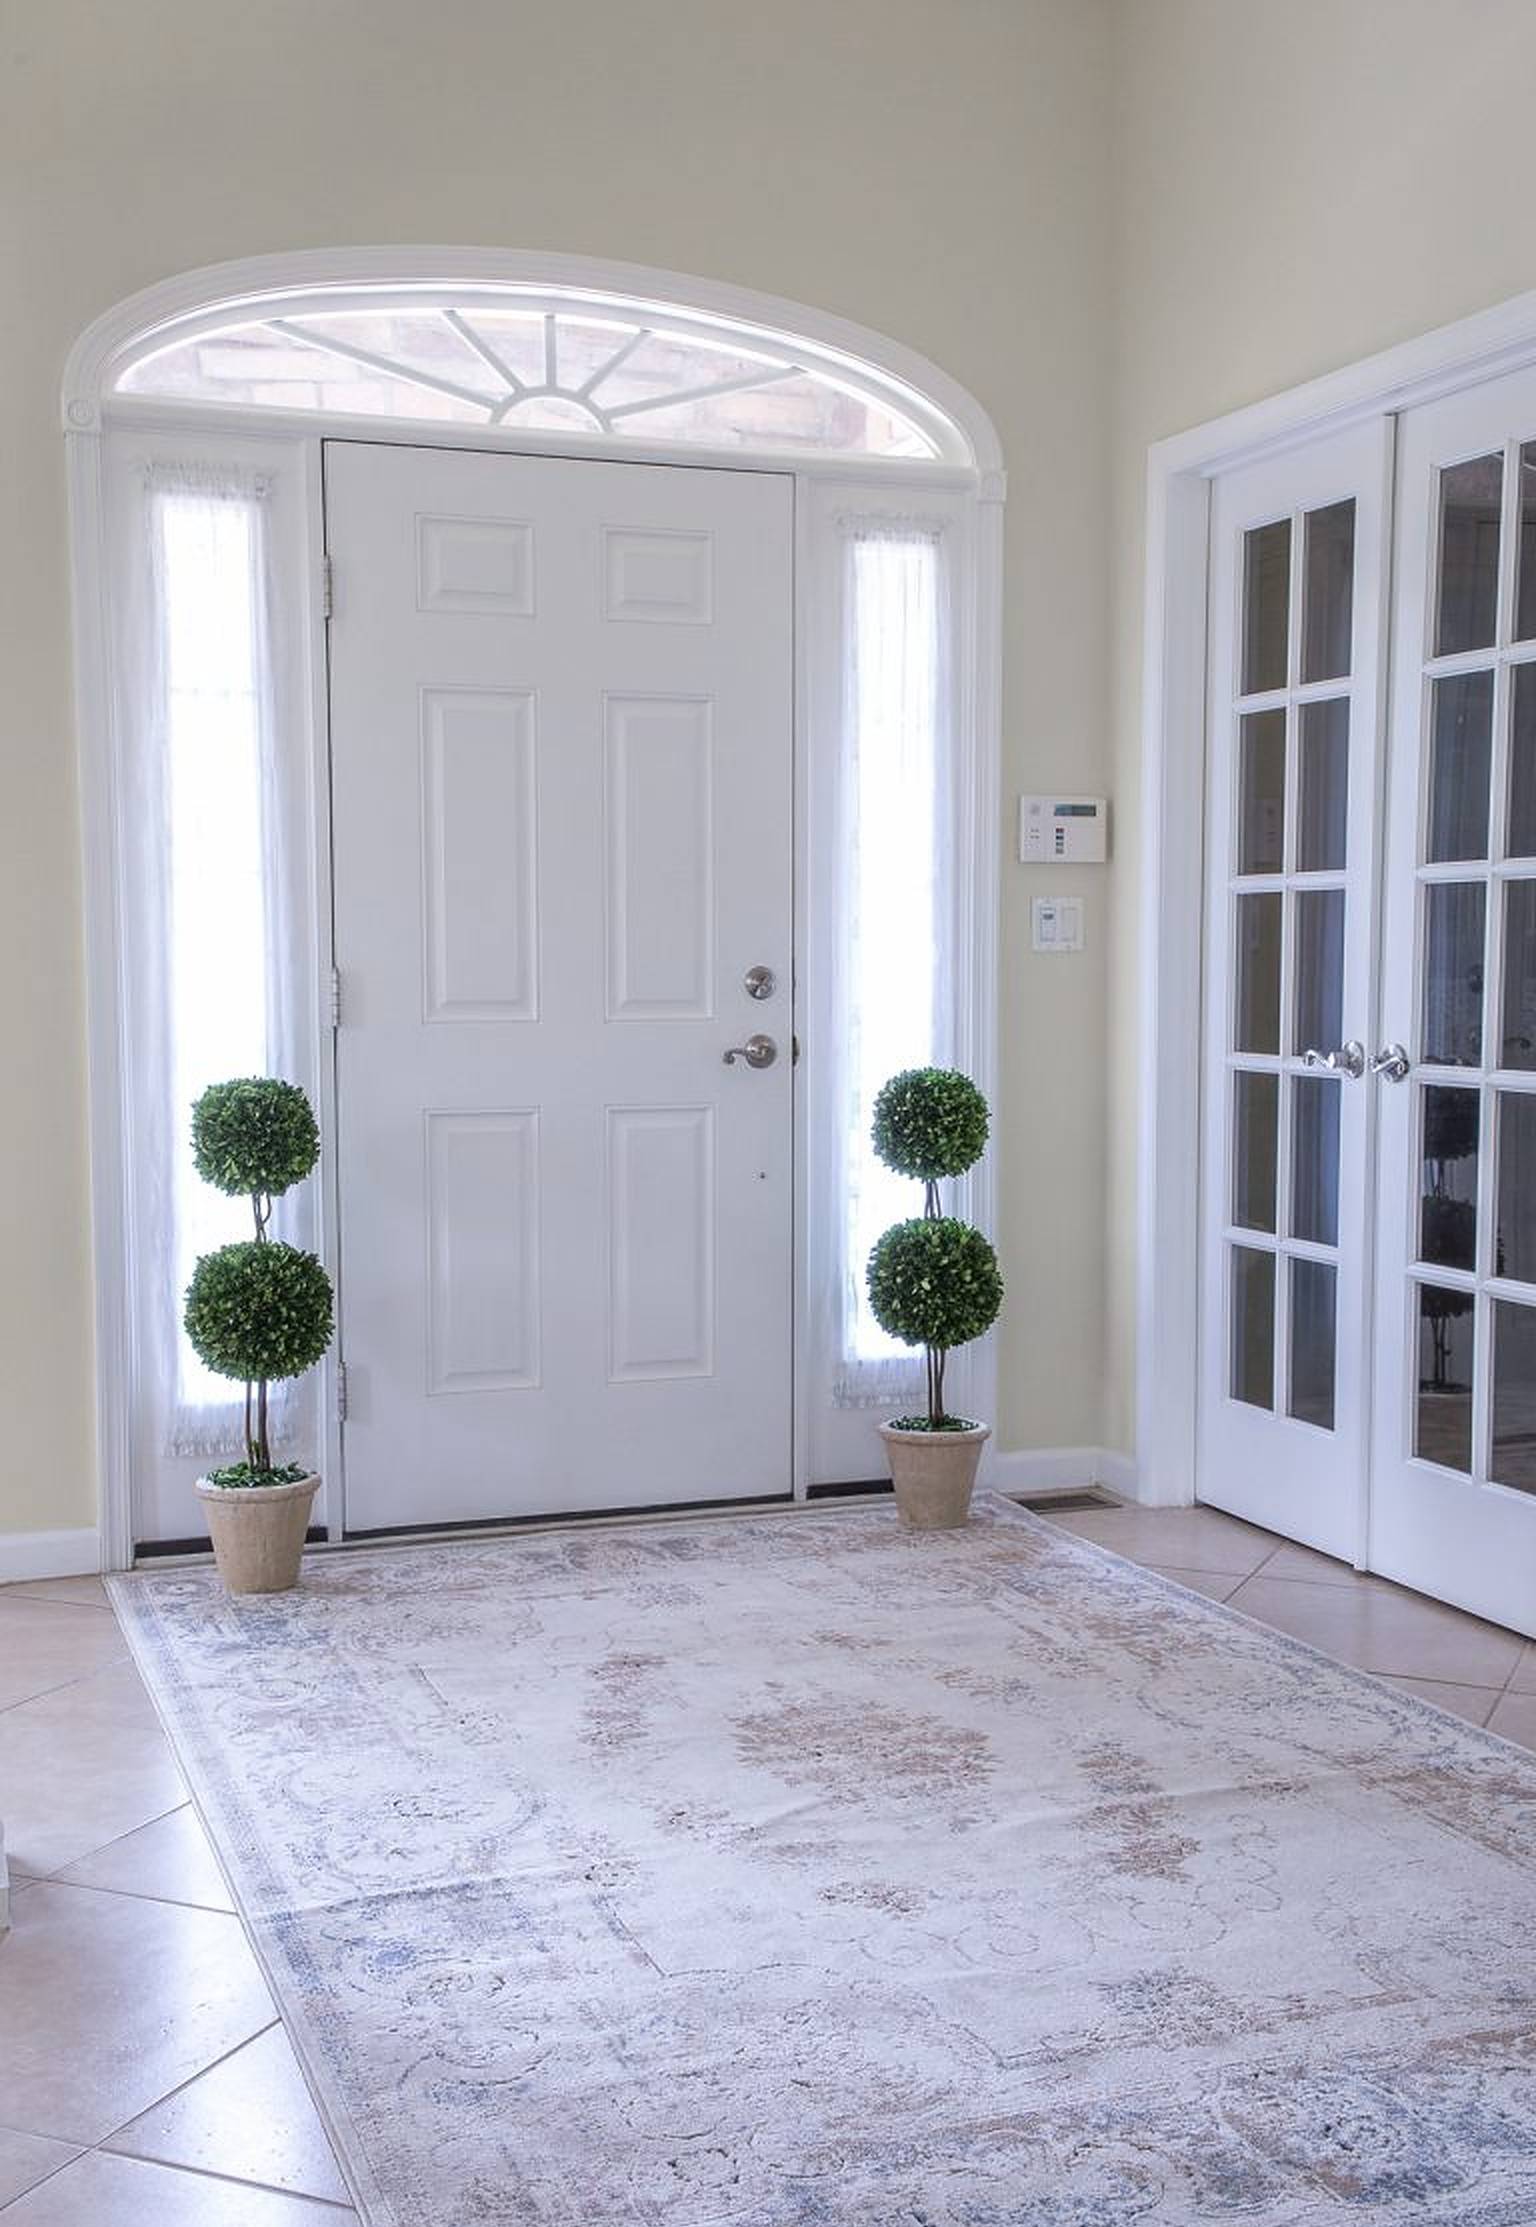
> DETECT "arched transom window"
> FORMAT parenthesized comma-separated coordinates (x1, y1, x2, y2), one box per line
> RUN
(116, 291, 952, 461)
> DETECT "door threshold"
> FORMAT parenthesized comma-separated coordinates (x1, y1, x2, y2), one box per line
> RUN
(343, 1491, 796, 1545)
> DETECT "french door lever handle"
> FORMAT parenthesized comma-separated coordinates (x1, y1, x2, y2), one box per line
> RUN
(1368, 1042, 1410, 1082)
(723, 1033, 778, 1069)
(1301, 1040, 1366, 1078)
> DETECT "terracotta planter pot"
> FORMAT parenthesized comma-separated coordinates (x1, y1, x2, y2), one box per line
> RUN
(194, 1472, 320, 1595)
(878, 1422, 990, 1530)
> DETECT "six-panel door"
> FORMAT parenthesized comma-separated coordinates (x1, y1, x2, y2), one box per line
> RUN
(326, 442, 794, 1531)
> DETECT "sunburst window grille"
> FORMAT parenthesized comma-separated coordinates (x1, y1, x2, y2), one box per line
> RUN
(117, 301, 942, 460)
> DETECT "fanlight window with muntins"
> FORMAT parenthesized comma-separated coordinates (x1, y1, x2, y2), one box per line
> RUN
(117, 299, 943, 460)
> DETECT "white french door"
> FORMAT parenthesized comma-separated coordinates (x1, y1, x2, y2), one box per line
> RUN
(1369, 368, 1536, 1632)
(1200, 374, 1536, 1635)
(326, 441, 794, 1533)
(1198, 422, 1392, 1558)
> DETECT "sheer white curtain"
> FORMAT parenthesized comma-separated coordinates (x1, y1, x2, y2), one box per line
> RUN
(831, 520, 954, 1409)
(122, 461, 309, 1462)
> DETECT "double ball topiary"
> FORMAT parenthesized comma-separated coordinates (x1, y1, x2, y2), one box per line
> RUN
(867, 1068, 1003, 1429)
(184, 1078, 333, 1481)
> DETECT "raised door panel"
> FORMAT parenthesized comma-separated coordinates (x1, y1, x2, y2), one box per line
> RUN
(421, 688, 539, 1023)
(604, 694, 714, 1020)
(606, 1105, 716, 1382)
(602, 527, 714, 624)
(425, 1110, 541, 1393)
(416, 514, 536, 616)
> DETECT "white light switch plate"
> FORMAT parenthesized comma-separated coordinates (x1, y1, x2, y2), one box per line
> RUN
(1032, 895, 1085, 953)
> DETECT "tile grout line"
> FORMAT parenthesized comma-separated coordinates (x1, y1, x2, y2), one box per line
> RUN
(0, 2136, 356, 2219)
(89, 2147, 356, 2215)
(0, 1590, 113, 1612)
(32, 1871, 233, 1917)
(85, 2018, 285, 2152)
(24, 1799, 193, 1883)
(0, 1666, 128, 1720)
(0, 2141, 90, 2219)
(1114, 1526, 1531, 1693)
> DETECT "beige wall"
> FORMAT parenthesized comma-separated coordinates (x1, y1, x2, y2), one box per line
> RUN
(1103, 0, 1536, 1452)
(0, 0, 1115, 1537)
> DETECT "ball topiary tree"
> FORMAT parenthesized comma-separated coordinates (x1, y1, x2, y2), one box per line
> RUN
(183, 1078, 333, 1482)
(867, 1069, 1003, 1429)
(870, 1067, 990, 1210)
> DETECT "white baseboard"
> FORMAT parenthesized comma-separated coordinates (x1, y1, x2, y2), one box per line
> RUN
(0, 1528, 102, 1583)
(985, 1446, 1143, 1499)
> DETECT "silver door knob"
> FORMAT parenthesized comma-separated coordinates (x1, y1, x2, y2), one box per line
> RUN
(1301, 1040, 1366, 1078)
(743, 965, 777, 1001)
(723, 1033, 778, 1069)
(1369, 1042, 1410, 1082)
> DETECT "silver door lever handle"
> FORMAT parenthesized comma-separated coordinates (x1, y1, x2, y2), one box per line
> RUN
(723, 1033, 778, 1069)
(1368, 1042, 1410, 1082)
(1301, 1040, 1366, 1078)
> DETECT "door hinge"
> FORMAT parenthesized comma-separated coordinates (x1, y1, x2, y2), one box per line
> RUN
(335, 1359, 348, 1424)
(321, 552, 334, 620)
(329, 964, 342, 1029)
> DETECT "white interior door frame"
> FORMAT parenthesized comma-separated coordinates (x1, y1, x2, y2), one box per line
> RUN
(1140, 283, 1536, 1508)
(62, 250, 1004, 1568)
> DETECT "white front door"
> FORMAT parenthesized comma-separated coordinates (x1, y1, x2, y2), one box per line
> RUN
(326, 441, 794, 1532)
(1197, 421, 1392, 1557)
(1369, 368, 1536, 1632)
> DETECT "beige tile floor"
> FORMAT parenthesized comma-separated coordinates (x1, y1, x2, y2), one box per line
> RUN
(2, 1509, 1535, 2220)
(0, 1576, 355, 2223)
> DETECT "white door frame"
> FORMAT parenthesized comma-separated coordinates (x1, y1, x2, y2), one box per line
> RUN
(61, 248, 1005, 1568)
(1140, 282, 1536, 1508)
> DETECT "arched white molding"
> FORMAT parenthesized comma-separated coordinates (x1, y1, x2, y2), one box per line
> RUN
(62, 246, 1005, 491)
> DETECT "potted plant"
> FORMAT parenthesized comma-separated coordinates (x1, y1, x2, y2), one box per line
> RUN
(866, 1068, 1004, 1529)
(183, 1078, 335, 1594)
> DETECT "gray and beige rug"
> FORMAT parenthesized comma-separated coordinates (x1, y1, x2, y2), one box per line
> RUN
(110, 1496, 1536, 2225)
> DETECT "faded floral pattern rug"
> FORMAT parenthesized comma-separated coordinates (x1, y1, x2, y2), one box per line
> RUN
(110, 1497, 1536, 2226)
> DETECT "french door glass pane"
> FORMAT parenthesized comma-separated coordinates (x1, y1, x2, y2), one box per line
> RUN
(1508, 663, 1536, 858)
(1492, 1300, 1536, 1491)
(1289, 1257, 1336, 1430)
(1293, 887, 1345, 1054)
(1420, 1085, 1480, 1271)
(1501, 881, 1536, 1070)
(1238, 710, 1286, 873)
(1232, 1071, 1278, 1232)
(1416, 1283, 1475, 1472)
(1496, 1090, 1536, 1283)
(1435, 453, 1503, 656)
(1421, 882, 1485, 1066)
(1297, 699, 1349, 872)
(1517, 443, 1536, 645)
(1242, 519, 1290, 695)
(1234, 892, 1282, 1052)
(1290, 1075, 1340, 1245)
(1426, 668, 1494, 863)
(1231, 1246, 1275, 1409)
(1301, 500, 1355, 683)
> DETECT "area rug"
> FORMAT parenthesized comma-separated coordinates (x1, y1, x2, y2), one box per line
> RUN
(109, 1496, 1536, 2226)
